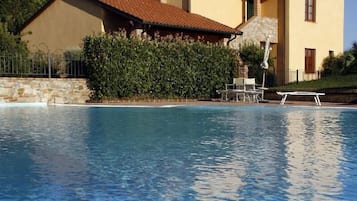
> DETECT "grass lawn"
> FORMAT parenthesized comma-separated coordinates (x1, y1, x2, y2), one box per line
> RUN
(274, 74, 357, 91)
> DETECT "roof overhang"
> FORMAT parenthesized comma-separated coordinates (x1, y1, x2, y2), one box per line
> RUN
(142, 21, 243, 38)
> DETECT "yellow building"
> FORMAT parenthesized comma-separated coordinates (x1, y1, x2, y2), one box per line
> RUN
(163, 0, 344, 84)
(22, 0, 344, 85)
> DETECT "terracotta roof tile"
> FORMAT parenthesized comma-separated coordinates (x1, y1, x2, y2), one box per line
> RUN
(98, 0, 240, 35)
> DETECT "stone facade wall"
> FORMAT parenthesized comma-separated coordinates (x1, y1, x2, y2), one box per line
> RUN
(230, 16, 278, 49)
(0, 78, 91, 104)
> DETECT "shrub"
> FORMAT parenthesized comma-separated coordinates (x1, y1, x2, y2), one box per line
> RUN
(321, 54, 346, 76)
(82, 33, 237, 101)
(64, 48, 82, 60)
(322, 42, 357, 77)
(239, 42, 276, 87)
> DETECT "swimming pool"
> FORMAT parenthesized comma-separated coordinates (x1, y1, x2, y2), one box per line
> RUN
(0, 105, 356, 200)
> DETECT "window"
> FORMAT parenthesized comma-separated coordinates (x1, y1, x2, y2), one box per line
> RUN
(247, 0, 254, 20)
(305, 0, 316, 22)
(305, 49, 316, 73)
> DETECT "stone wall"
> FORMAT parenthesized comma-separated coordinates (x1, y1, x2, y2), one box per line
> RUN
(230, 16, 278, 49)
(0, 78, 91, 104)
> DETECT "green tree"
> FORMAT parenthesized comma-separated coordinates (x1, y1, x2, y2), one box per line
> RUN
(239, 43, 276, 87)
(0, 0, 48, 33)
(0, 22, 28, 55)
(346, 42, 357, 73)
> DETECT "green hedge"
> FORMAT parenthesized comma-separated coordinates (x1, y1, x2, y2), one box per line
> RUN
(83, 34, 237, 101)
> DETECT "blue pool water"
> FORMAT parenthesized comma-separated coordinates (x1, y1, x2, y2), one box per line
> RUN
(0, 105, 356, 201)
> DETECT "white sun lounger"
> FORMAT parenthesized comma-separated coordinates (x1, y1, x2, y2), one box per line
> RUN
(276, 91, 325, 106)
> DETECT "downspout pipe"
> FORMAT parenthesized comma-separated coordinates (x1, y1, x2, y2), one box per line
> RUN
(141, 24, 152, 38)
(141, 24, 147, 37)
(227, 31, 243, 46)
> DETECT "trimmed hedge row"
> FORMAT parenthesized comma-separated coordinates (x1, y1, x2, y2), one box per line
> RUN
(83, 34, 237, 100)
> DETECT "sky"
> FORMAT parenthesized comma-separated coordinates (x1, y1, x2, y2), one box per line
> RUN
(344, 0, 357, 50)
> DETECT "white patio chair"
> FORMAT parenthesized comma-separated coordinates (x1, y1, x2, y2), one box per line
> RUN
(232, 78, 245, 101)
(242, 78, 257, 102)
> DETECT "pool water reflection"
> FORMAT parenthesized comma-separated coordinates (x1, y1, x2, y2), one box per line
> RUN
(0, 105, 356, 200)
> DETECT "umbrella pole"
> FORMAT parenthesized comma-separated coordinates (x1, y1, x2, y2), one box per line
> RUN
(261, 70, 266, 100)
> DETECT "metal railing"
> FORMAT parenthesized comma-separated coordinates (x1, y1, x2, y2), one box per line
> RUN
(288, 69, 321, 84)
(0, 53, 87, 78)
